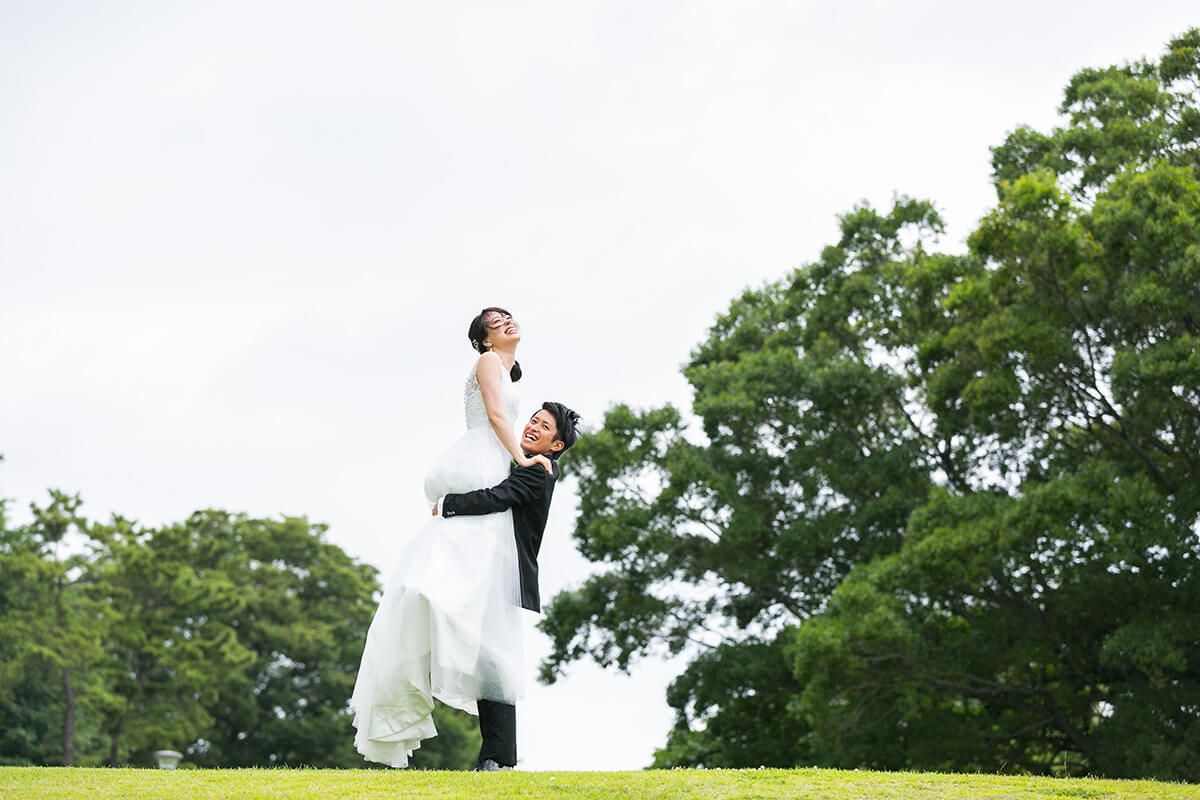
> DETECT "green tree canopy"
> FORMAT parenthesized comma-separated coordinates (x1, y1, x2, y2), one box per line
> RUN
(540, 29, 1200, 780)
(0, 490, 110, 767)
(0, 491, 479, 770)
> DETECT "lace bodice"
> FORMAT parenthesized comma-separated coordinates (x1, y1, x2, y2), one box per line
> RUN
(464, 362, 520, 429)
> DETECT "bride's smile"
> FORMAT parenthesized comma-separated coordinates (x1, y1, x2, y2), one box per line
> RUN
(484, 311, 521, 347)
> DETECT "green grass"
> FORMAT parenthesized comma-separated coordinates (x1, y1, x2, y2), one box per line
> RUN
(1, 767, 1197, 799)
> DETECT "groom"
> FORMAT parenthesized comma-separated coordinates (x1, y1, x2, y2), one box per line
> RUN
(434, 400, 581, 771)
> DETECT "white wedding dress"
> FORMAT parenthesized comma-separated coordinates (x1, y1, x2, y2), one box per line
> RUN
(350, 362, 525, 767)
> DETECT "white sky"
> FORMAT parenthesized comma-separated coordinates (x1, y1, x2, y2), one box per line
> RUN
(2, 0, 1196, 771)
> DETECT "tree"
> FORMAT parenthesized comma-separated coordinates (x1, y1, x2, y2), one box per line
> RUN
(791, 30, 1200, 778)
(540, 29, 1200, 779)
(541, 196, 966, 769)
(0, 489, 481, 770)
(0, 490, 110, 766)
(173, 510, 385, 768)
(88, 513, 256, 766)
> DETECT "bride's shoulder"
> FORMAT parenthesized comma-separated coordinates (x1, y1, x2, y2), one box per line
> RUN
(474, 350, 504, 377)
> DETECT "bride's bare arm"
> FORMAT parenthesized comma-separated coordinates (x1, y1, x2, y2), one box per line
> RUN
(476, 353, 550, 472)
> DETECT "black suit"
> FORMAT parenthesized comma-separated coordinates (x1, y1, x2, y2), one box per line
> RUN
(440, 458, 560, 766)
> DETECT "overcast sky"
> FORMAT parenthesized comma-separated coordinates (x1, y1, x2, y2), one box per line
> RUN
(2, 0, 1197, 771)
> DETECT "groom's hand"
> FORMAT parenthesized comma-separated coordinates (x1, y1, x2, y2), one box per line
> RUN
(431, 503, 438, 516)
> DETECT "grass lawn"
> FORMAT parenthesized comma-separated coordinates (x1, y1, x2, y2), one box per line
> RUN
(1, 767, 1198, 800)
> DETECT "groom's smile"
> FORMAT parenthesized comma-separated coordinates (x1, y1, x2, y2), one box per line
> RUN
(520, 410, 564, 457)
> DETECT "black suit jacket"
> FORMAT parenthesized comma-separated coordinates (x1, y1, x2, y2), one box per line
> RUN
(441, 459, 559, 613)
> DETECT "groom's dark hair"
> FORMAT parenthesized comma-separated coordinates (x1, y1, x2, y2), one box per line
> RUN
(542, 401, 581, 459)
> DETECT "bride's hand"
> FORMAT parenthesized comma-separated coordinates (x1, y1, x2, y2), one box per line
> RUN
(516, 453, 554, 474)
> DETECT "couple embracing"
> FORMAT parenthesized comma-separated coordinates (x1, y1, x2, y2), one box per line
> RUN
(350, 307, 580, 771)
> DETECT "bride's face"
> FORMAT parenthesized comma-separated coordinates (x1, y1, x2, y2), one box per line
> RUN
(483, 310, 521, 349)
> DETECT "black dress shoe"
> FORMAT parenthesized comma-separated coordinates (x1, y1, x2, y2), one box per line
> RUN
(472, 758, 512, 771)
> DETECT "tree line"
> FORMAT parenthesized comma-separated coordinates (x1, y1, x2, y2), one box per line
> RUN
(537, 30, 1200, 780)
(0, 486, 479, 769)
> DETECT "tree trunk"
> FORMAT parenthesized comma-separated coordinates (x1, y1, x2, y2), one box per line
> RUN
(55, 575, 76, 766)
(62, 665, 75, 766)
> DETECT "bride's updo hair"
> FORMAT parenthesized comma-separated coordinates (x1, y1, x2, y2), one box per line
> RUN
(468, 306, 522, 382)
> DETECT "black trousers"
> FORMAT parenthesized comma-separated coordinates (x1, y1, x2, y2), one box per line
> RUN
(476, 699, 516, 767)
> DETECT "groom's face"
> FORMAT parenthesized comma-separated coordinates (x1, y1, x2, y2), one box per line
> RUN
(521, 410, 564, 456)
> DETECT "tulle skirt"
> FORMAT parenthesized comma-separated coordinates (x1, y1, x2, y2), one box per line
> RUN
(350, 425, 524, 767)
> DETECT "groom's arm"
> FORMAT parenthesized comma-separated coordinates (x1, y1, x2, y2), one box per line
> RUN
(441, 464, 554, 517)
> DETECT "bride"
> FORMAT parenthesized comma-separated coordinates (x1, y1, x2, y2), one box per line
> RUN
(349, 306, 551, 768)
